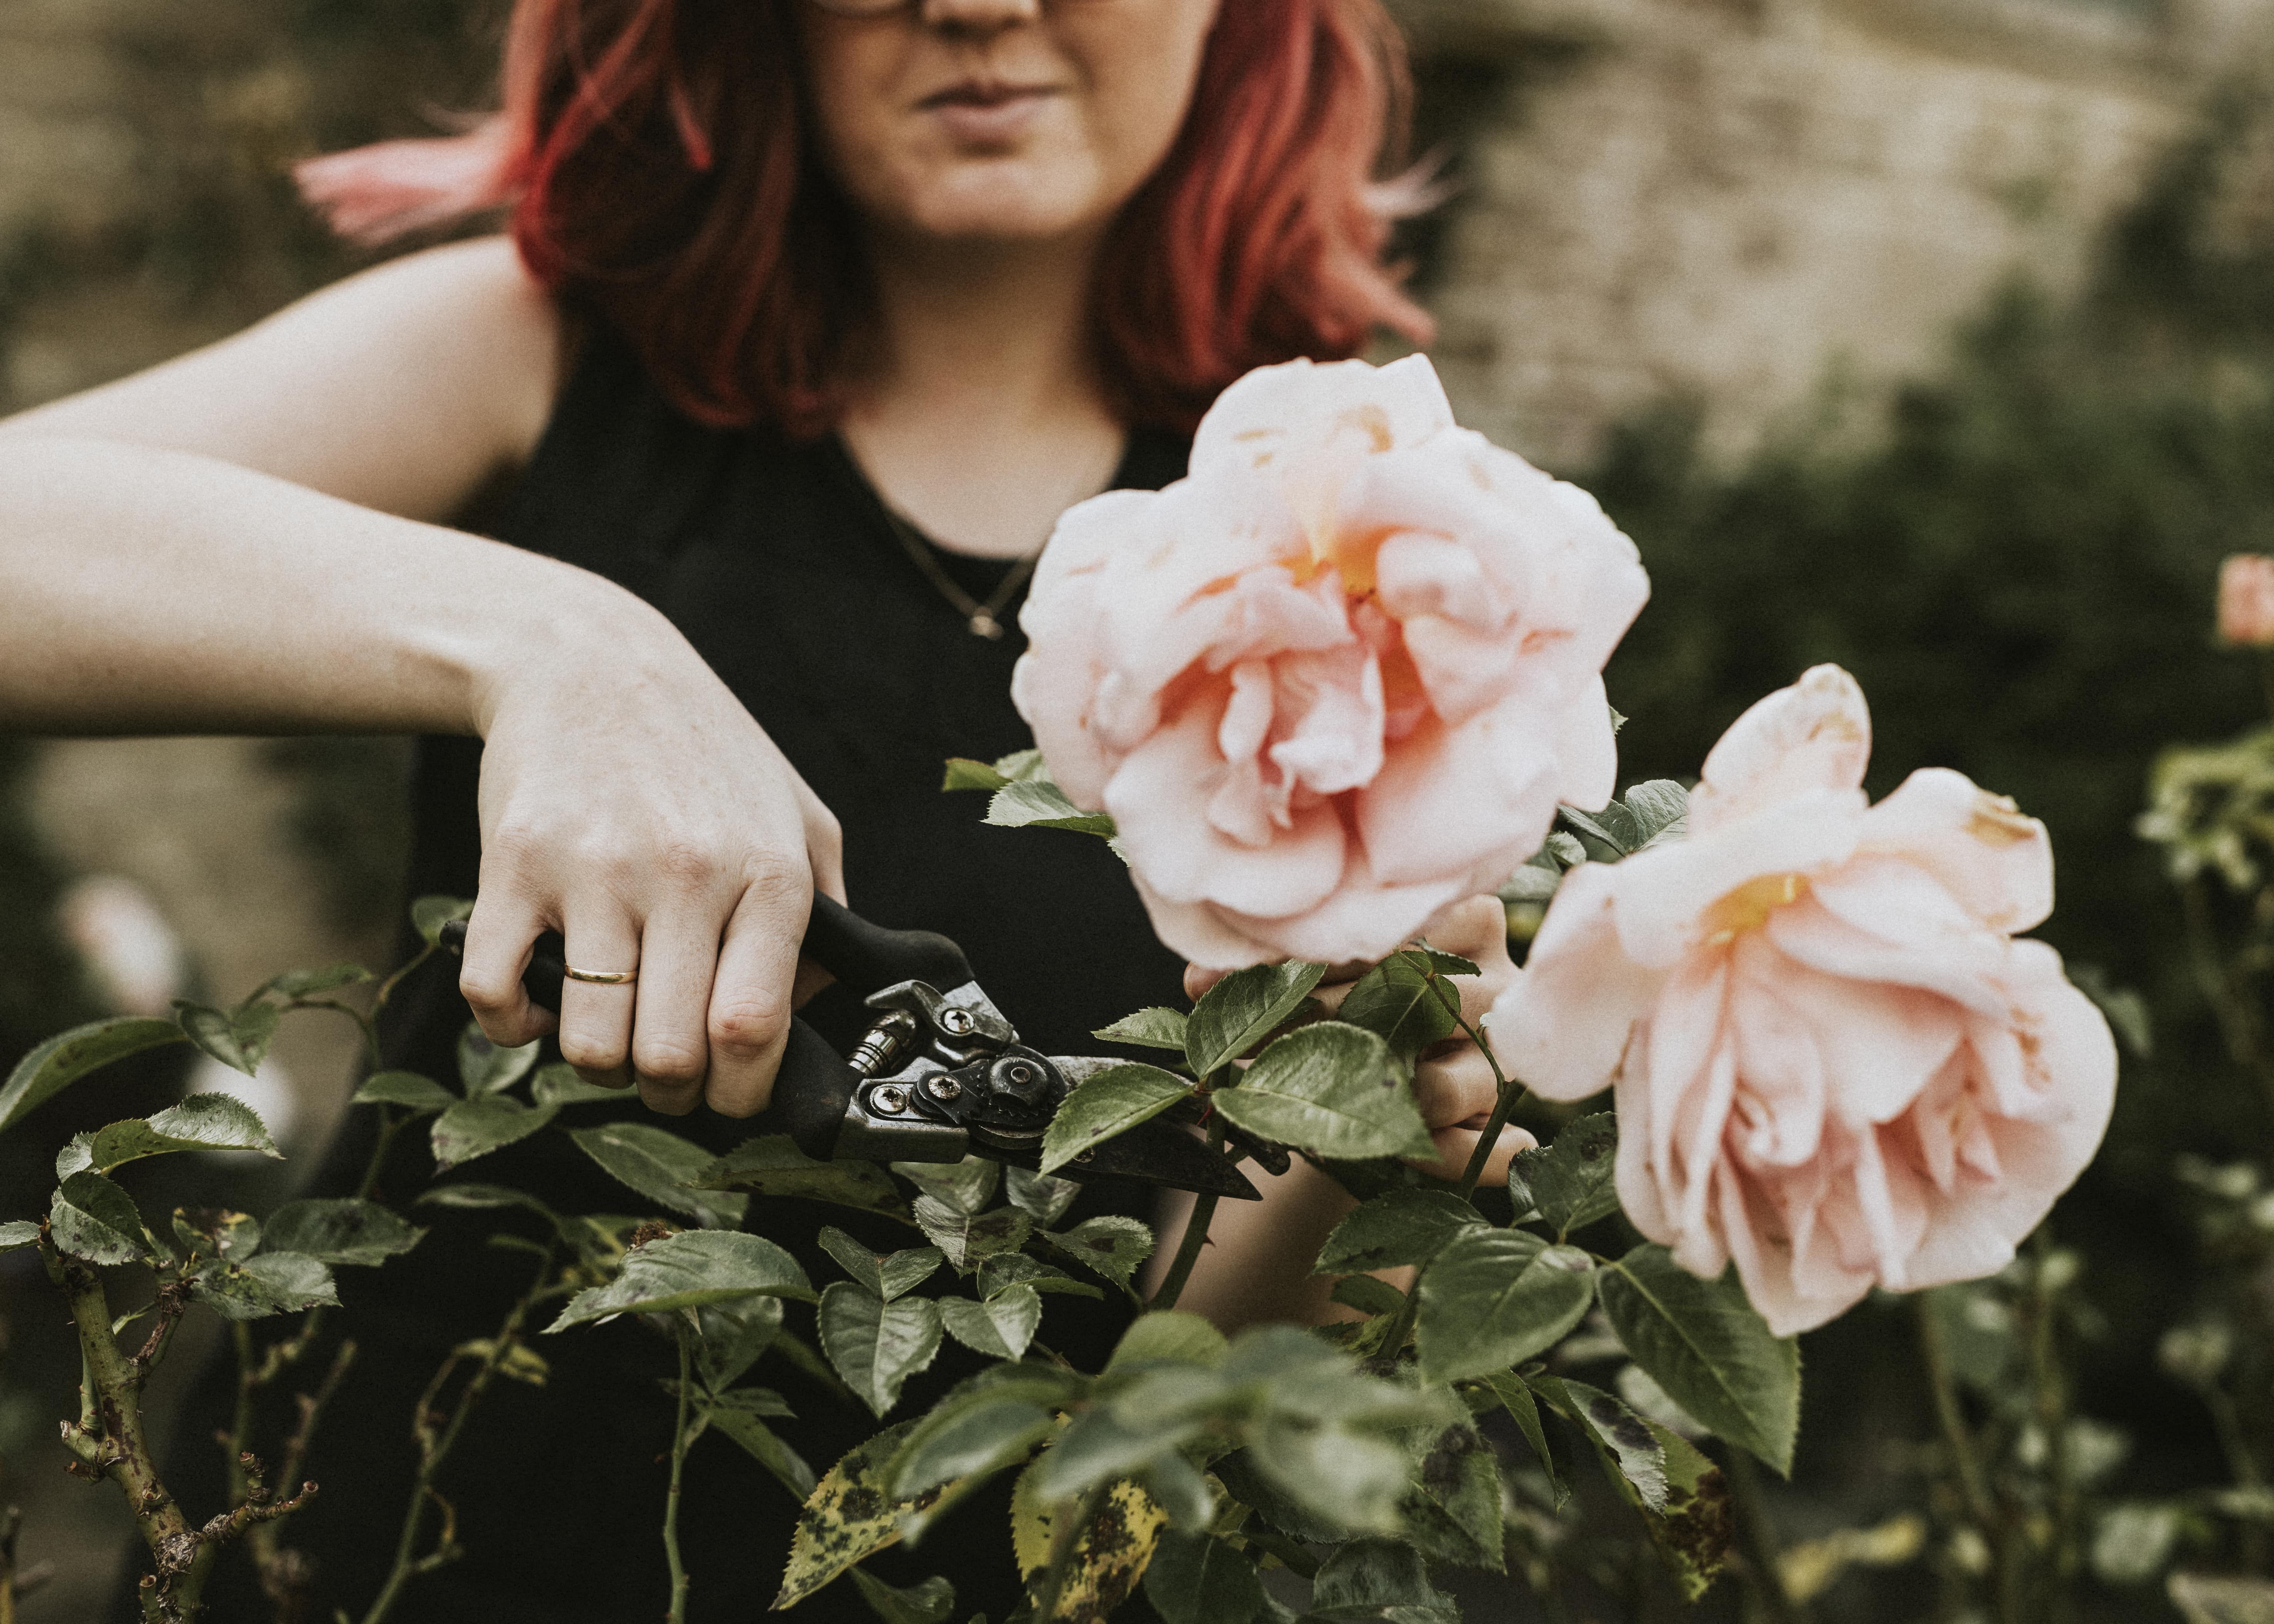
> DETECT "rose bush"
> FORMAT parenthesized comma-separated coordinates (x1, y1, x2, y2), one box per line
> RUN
(1013, 354, 1649, 968)
(1489, 664, 2118, 1334)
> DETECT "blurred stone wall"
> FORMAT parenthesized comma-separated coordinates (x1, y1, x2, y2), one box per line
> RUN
(1393, 0, 2274, 465)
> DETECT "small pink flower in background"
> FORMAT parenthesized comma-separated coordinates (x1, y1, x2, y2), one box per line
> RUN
(2218, 554, 2274, 647)
(1488, 666, 2117, 1336)
(1013, 355, 1650, 968)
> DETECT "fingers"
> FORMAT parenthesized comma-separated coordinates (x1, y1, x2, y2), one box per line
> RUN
(801, 787, 848, 906)
(555, 903, 641, 1095)
(1409, 1044, 1498, 1131)
(457, 893, 558, 1048)
(628, 903, 721, 1115)
(702, 873, 813, 1118)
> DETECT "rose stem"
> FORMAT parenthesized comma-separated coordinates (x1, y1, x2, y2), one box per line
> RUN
(1147, 1115, 1228, 1313)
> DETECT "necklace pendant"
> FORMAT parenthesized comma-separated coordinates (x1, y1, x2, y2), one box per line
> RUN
(968, 611, 1004, 640)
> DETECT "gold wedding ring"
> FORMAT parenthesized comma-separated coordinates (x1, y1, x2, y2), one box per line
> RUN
(563, 965, 639, 986)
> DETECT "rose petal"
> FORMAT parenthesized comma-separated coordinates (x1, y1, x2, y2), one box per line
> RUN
(1691, 664, 1872, 834)
(1859, 767, 2055, 934)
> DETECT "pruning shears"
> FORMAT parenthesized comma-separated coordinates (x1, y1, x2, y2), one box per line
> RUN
(440, 893, 1262, 1201)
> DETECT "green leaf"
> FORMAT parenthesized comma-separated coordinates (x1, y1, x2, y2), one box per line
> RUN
(0, 1017, 188, 1138)
(701, 1388, 816, 1501)
(352, 1071, 456, 1113)
(410, 894, 473, 946)
(1556, 804, 1632, 860)
(546, 1230, 814, 1330)
(1040, 1063, 1194, 1175)
(1416, 1230, 1597, 1383)
(1597, 1243, 1800, 1475)
(985, 778, 1117, 837)
(1508, 1112, 1621, 1237)
(1335, 953, 1462, 1064)
(530, 1063, 627, 1107)
(914, 1198, 1031, 1271)
(1145, 1529, 1266, 1624)
(173, 1207, 261, 1260)
(0, 1221, 39, 1251)
(457, 1022, 541, 1097)
(174, 1000, 282, 1079)
(888, 1363, 1087, 1503)
(818, 1282, 944, 1417)
(189, 1251, 340, 1321)
(777, 1421, 950, 1609)
(259, 963, 373, 999)
(695, 1136, 910, 1220)
(51, 1172, 153, 1265)
(1005, 1167, 1081, 1227)
(1051, 1215, 1156, 1288)
(259, 1198, 425, 1267)
(1314, 1190, 1488, 1275)
(569, 1121, 750, 1228)
(1303, 1539, 1460, 1624)
(1110, 1311, 1230, 1371)
(1185, 961, 1328, 1076)
(1212, 1449, 1358, 1544)
(431, 1097, 559, 1173)
(819, 1226, 943, 1301)
(1329, 1276, 1406, 1318)
(893, 1156, 1000, 1216)
(1400, 1422, 1506, 1572)
(1213, 1025, 1433, 1161)
(1529, 1374, 1668, 1512)
(943, 757, 1014, 793)
(59, 1095, 282, 1176)
(1621, 780, 1691, 849)
(1095, 1007, 1191, 1052)
(416, 1182, 564, 1228)
(851, 1568, 957, 1624)
(939, 1285, 1042, 1359)
(980, 1252, 1103, 1300)
(1483, 1371, 1568, 1507)
(1631, 1420, 1732, 1600)
(695, 1292, 785, 1391)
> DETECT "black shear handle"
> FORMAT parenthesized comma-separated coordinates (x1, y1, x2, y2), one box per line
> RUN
(434, 892, 964, 1158)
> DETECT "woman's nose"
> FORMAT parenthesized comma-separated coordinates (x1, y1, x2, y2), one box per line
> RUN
(918, 0, 1045, 34)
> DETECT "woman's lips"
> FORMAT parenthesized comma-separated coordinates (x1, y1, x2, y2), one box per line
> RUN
(921, 83, 1058, 146)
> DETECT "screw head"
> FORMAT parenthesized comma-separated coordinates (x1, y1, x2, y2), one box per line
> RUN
(1006, 1062, 1036, 1087)
(927, 1077, 963, 1102)
(939, 1008, 976, 1036)
(872, 1084, 909, 1115)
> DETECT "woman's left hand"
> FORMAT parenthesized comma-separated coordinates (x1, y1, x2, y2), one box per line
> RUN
(1183, 894, 1535, 1184)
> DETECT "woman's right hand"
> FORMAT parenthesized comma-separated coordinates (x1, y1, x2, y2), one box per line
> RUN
(454, 586, 845, 1118)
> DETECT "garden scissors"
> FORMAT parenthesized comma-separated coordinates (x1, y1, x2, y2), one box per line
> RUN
(440, 894, 1262, 1200)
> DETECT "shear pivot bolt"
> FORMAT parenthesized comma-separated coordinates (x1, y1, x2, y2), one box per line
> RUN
(872, 1085, 910, 1115)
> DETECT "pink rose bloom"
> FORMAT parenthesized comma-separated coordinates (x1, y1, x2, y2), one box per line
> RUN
(1011, 355, 1650, 968)
(1488, 666, 2117, 1336)
(2218, 554, 2274, 648)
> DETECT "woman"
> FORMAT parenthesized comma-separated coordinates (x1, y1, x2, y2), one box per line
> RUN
(0, 0, 1524, 1616)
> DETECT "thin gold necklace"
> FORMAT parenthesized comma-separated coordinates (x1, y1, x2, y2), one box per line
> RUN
(874, 499, 1040, 641)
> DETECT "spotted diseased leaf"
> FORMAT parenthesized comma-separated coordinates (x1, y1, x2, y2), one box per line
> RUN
(1416, 1230, 1597, 1383)
(702, 1388, 816, 1501)
(1212, 1025, 1433, 1162)
(190, 1251, 340, 1321)
(431, 1097, 558, 1174)
(1094, 1007, 1191, 1053)
(820, 1283, 945, 1417)
(172, 1207, 260, 1261)
(0, 1017, 187, 1137)
(1509, 1112, 1621, 1238)
(1011, 1461, 1168, 1622)
(1336, 953, 1463, 1065)
(1184, 961, 1328, 1077)
(1040, 1063, 1194, 1176)
(986, 778, 1118, 839)
(1144, 1529, 1266, 1624)
(51, 1172, 153, 1265)
(818, 1226, 943, 1302)
(546, 1230, 813, 1331)
(695, 1136, 910, 1221)
(258, 963, 373, 1000)
(850, 1568, 957, 1624)
(0, 1221, 39, 1252)
(569, 1121, 749, 1228)
(1304, 1539, 1461, 1624)
(352, 1070, 456, 1114)
(1051, 1215, 1156, 1289)
(456, 1022, 541, 1097)
(939, 1284, 1043, 1359)
(1530, 1374, 1730, 1596)
(174, 1000, 282, 1079)
(1597, 1243, 1799, 1475)
(1530, 1374, 1668, 1511)
(260, 1198, 425, 1267)
(410, 894, 474, 946)
(1400, 1422, 1506, 1572)
(1314, 1190, 1488, 1276)
(59, 1095, 281, 1178)
(1006, 1167, 1082, 1227)
(914, 1197, 1031, 1271)
(776, 1421, 955, 1609)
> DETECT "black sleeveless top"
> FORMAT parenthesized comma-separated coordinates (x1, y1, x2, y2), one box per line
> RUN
(142, 328, 1192, 1624)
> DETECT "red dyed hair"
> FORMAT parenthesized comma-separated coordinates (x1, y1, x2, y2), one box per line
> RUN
(298, 0, 1433, 434)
